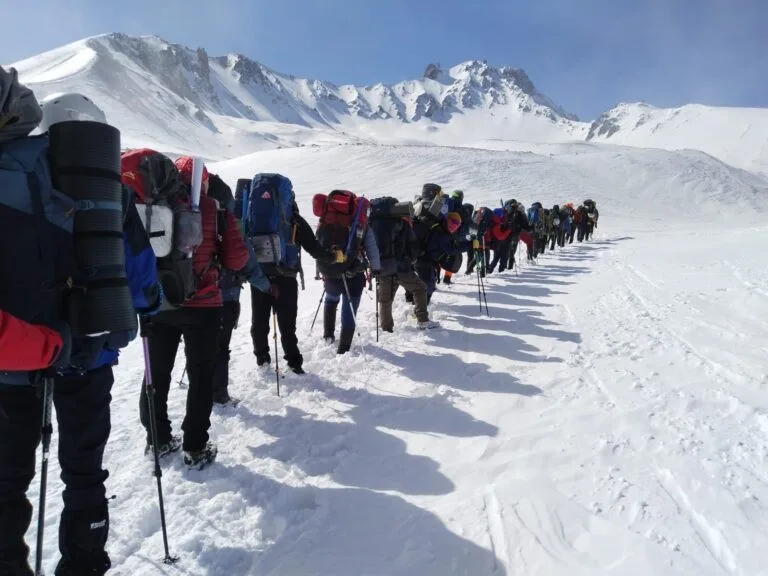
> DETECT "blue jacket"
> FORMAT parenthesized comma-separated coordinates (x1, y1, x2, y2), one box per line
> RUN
(416, 220, 461, 264)
(69, 188, 161, 372)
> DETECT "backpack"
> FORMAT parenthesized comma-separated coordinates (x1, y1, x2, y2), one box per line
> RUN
(369, 196, 410, 275)
(527, 205, 540, 225)
(242, 173, 300, 277)
(414, 183, 446, 221)
(121, 149, 203, 310)
(471, 207, 493, 237)
(312, 190, 370, 278)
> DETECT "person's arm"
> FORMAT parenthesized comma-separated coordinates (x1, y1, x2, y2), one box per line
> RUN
(221, 210, 250, 271)
(0, 310, 65, 371)
(295, 215, 334, 261)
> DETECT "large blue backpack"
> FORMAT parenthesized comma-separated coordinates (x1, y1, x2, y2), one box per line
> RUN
(242, 173, 300, 276)
(527, 205, 540, 225)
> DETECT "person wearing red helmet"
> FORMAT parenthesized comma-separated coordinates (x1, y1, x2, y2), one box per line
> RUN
(136, 155, 248, 469)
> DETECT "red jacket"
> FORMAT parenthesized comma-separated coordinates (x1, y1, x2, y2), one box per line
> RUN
(0, 309, 62, 371)
(485, 213, 512, 244)
(186, 195, 249, 308)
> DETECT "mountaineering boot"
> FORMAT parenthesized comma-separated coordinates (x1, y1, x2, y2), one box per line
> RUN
(55, 501, 111, 576)
(183, 442, 218, 470)
(417, 320, 440, 330)
(144, 434, 182, 458)
(336, 328, 355, 355)
(0, 498, 33, 576)
(256, 352, 271, 367)
(323, 302, 338, 344)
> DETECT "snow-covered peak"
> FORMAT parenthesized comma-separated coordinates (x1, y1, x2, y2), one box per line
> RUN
(7, 33, 585, 159)
(587, 101, 768, 175)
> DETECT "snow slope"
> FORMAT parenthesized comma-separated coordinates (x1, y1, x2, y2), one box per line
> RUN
(25, 143, 768, 575)
(588, 103, 768, 176)
(8, 34, 586, 160)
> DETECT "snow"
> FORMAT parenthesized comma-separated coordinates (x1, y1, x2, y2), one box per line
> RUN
(22, 141, 768, 575)
(588, 102, 768, 176)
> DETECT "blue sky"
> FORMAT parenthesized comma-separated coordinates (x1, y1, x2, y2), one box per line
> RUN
(3, 0, 766, 119)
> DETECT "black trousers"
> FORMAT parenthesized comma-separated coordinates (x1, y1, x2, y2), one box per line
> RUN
(139, 307, 222, 452)
(213, 300, 241, 400)
(250, 276, 302, 368)
(0, 367, 113, 569)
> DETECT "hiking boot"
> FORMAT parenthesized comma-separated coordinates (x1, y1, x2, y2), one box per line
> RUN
(289, 364, 306, 375)
(183, 442, 218, 470)
(213, 392, 240, 407)
(337, 328, 354, 355)
(144, 435, 181, 458)
(443, 276, 452, 285)
(323, 303, 337, 343)
(56, 501, 111, 576)
(417, 320, 440, 330)
(256, 353, 271, 367)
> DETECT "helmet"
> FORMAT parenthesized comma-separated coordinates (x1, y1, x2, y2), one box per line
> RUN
(38, 92, 107, 132)
(445, 212, 462, 234)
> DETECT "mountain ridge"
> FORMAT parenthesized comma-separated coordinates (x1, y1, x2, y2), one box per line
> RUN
(7, 32, 768, 175)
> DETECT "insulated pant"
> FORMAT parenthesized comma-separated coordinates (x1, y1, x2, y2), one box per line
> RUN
(250, 276, 301, 369)
(506, 235, 520, 270)
(378, 270, 428, 332)
(415, 260, 438, 302)
(489, 238, 511, 272)
(213, 299, 241, 401)
(324, 273, 365, 333)
(139, 306, 222, 452)
(0, 366, 113, 571)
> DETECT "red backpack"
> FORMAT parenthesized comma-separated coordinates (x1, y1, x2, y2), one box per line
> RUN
(312, 190, 370, 278)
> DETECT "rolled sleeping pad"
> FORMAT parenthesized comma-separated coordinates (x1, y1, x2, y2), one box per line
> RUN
(391, 201, 414, 219)
(49, 120, 137, 337)
(190, 156, 204, 210)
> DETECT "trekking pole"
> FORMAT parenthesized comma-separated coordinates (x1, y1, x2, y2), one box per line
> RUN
(177, 367, 187, 388)
(141, 337, 178, 565)
(375, 278, 380, 343)
(34, 374, 54, 576)
(475, 262, 482, 314)
(272, 312, 280, 397)
(479, 238, 491, 317)
(309, 289, 326, 333)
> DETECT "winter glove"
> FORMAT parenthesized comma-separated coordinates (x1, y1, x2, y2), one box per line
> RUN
(269, 283, 280, 300)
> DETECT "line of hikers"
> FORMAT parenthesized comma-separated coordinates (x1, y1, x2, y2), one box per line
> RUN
(0, 68, 600, 575)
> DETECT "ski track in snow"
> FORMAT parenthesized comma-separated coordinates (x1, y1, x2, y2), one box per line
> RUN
(23, 145, 768, 575)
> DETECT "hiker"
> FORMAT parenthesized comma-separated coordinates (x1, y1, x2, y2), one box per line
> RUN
(313, 190, 381, 354)
(369, 197, 438, 333)
(413, 211, 463, 303)
(440, 190, 471, 285)
(127, 152, 248, 470)
(465, 206, 493, 276)
(205, 173, 273, 406)
(243, 174, 336, 373)
(584, 199, 599, 239)
(0, 72, 161, 575)
(503, 200, 533, 271)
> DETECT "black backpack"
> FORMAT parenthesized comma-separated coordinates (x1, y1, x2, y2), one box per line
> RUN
(369, 197, 409, 274)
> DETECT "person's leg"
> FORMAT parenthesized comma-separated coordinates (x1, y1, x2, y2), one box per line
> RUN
(250, 285, 273, 365)
(54, 367, 113, 574)
(213, 300, 240, 403)
(0, 384, 40, 574)
(274, 276, 302, 371)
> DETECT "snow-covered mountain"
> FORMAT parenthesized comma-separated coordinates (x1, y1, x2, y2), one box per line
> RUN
(587, 102, 768, 176)
(8, 33, 586, 159)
